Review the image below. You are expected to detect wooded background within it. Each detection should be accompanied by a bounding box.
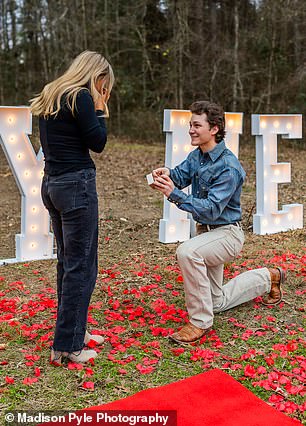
[0,0,305,140]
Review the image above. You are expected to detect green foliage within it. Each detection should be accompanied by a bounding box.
[0,0,305,139]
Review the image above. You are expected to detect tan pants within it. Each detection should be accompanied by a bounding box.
[176,224,271,329]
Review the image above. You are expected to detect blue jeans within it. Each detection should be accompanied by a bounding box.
[41,168,98,352]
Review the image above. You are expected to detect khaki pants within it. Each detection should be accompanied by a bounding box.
[176,224,271,329]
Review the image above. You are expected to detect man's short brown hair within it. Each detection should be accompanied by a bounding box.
[190,101,226,143]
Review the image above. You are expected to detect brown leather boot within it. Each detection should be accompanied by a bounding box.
[262,267,285,306]
[169,322,212,344]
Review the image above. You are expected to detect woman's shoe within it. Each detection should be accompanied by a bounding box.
[67,349,97,363]
[50,348,97,365]
[50,349,64,366]
[84,330,104,345]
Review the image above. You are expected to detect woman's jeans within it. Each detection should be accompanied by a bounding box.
[41,168,98,352]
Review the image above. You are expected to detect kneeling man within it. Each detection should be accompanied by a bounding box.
[152,101,284,344]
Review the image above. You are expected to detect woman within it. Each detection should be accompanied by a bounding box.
[30,51,114,365]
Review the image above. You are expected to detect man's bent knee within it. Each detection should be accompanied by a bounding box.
[176,240,203,267]
[176,241,192,263]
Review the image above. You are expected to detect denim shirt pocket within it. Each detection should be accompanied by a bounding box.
[198,169,212,198]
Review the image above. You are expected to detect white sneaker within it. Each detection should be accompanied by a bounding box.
[67,349,97,363]
[84,330,105,345]
[50,348,97,365]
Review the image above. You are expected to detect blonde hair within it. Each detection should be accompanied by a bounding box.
[30,51,114,118]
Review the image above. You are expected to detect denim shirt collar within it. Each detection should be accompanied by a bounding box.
[198,140,226,163]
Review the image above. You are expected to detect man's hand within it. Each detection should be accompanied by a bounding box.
[153,174,175,198]
[152,167,170,179]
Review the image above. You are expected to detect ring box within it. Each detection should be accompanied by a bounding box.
[146,173,155,185]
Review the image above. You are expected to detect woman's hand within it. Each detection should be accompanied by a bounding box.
[94,87,110,112]
[94,95,106,111]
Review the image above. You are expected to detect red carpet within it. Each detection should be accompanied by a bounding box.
[86,369,301,426]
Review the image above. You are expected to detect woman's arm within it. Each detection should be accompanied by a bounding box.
[75,90,107,153]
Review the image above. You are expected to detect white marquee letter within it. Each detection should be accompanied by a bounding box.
[159,110,192,243]
[159,109,243,243]
[0,107,54,264]
[252,114,303,235]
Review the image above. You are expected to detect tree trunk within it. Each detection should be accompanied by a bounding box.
[233,1,239,110]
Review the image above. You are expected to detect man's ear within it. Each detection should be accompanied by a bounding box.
[211,125,219,135]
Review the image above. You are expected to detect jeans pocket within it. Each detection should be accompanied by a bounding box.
[49,181,79,213]
[74,180,89,210]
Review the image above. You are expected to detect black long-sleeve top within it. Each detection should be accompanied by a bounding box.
[39,89,107,176]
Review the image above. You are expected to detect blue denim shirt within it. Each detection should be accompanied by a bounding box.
[168,140,246,225]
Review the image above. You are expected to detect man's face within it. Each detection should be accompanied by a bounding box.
[189,113,218,149]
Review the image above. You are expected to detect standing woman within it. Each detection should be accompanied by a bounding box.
[30,51,114,365]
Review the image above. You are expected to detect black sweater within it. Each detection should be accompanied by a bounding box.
[39,89,107,176]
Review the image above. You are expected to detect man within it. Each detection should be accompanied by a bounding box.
[152,101,285,344]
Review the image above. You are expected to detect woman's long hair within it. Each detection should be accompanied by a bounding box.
[30,51,114,118]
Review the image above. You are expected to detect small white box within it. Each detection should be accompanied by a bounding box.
[146,173,154,185]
